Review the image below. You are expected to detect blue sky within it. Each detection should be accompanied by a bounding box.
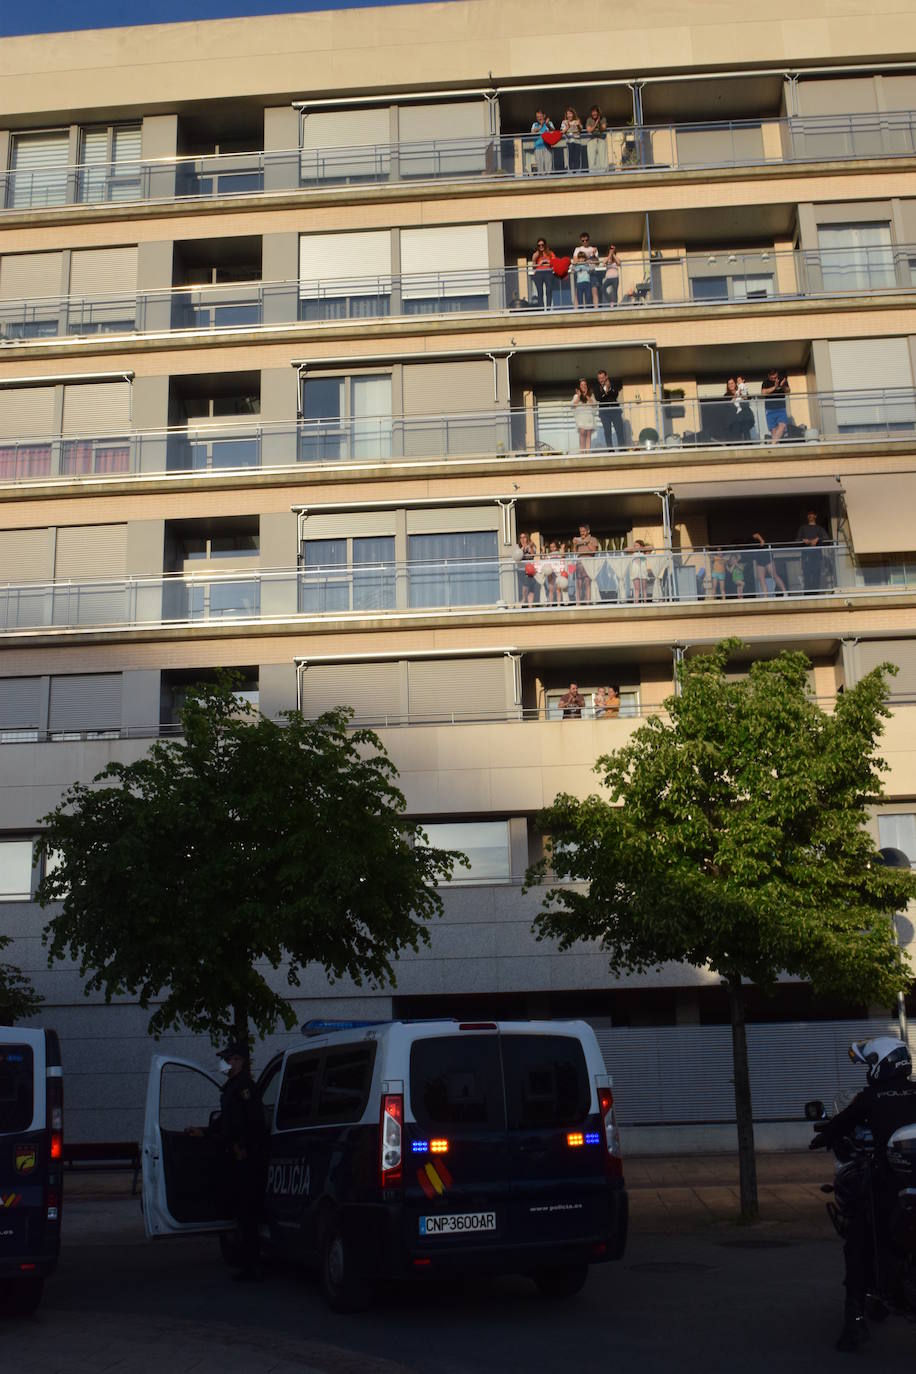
[0,0,432,39]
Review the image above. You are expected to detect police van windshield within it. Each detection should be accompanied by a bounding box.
[0,1044,34,1133]
[409,1033,590,1133]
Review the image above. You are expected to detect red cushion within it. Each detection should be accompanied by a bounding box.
[524,562,537,577]
[541,129,563,147]
[552,255,571,279]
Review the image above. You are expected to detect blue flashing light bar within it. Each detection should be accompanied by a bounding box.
[301,1018,387,1035]
[412,1140,430,1153]
[585,1132,601,1145]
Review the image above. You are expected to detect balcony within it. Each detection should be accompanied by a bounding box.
[1,387,915,487]
[3,111,916,214]
[1,543,912,636]
[2,243,913,346]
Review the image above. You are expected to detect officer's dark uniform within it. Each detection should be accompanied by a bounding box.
[812,1076,916,1318]
[217,1046,270,1280]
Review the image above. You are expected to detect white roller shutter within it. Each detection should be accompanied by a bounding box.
[857,639,916,694]
[54,524,127,579]
[0,387,56,439]
[0,252,64,301]
[9,131,69,208]
[300,512,396,540]
[406,506,499,535]
[49,673,122,732]
[299,661,401,723]
[402,360,492,414]
[398,101,489,143]
[0,528,52,583]
[300,108,390,181]
[0,678,40,731]
[61,382,131,436]
[400,225,490,299]
[407,657,507,720]
[69,247,138,298]
[828,338,915,426]
[298,231,391,295]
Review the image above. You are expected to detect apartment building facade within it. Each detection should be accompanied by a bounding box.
[1,1,916,1140]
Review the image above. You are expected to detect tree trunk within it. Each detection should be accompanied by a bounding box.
[726,976,759,1222]
[232,1003,250,1061]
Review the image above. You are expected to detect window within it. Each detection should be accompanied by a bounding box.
[502,1035,590,1130]
[420,820,511,884]
[817,223,895,291]
[314,1046,376,1124]
[0,1045,34,1133]
[0,840,34,900]
[300,374,392,462]
[188,580,259,620]
[78,126,142,204]
[8,131,68,209]
[276,1050,322,1130]
[410,1035,505,1131]
[257,1057,283,1130]
[300,535,395,613]
[299,230,391,320]
[407,530,499,609]
[690,274,774,302]
[878,814,916,866]
[545,687,640,719]
[182,532,259,560]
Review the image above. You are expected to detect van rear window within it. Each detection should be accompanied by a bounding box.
[410,1035,505,1130]
[276,1050,321,1131]
[0,1045,34,1133]
[502,1035,590,1130]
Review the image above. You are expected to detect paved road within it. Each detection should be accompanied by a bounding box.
[9,1189,914,1374]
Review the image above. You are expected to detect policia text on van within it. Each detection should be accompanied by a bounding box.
[142,1019,628,1309]
[0,1027,63,1317]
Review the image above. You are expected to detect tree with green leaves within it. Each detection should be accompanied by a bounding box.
[35,679,461,1048]
[0,936,42,1025]
[528,639,915,1220]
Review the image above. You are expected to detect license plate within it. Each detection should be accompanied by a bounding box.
[419,1211,496,1236]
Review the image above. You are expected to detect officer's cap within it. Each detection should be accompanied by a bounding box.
[220,1039,250,1061]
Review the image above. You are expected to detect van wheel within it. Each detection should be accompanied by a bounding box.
[0,1276,44,1317]
[532,1264,589,1299]
[319,1218,373,1313]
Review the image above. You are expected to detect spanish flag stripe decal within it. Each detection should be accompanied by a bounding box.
[434,1159,453,1188]
[424,1162,446,1195]
[417,1168,436,1199]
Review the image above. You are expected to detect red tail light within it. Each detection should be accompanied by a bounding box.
[598,1084,623,1179]
[46,1073,63,1222]
[379,1092,403,1189]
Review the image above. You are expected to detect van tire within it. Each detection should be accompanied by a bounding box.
[532,1264,589,1299]
[319,1217,373,1312]
[0,1276,44,1317]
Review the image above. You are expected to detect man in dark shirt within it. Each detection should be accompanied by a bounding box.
[795,510,830,592]
[558,682,586,718]
[595,370,625,451]
[218,1040,270,1281]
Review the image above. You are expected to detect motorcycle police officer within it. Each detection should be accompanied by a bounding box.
[810,1036,916,1351]
[217,1039,270,1282]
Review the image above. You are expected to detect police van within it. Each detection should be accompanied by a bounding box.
[142,1018,628,1309]
[0,1026,63,1317]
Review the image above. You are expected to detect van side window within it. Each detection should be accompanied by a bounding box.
[502,1035,590,1130]
[315,1046,376,1124]
[0,1044,34,1133]
[257,1056,283,1129]
[410,1036,505,1130]
[276,1050,321,1130]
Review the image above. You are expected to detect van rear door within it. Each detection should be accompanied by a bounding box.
[406,1032,509,1251]
[142,1056,234,1238]
[502,1033,611,1245]
[0,1032,45,1266]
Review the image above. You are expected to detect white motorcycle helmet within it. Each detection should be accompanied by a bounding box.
[849,1036,912,1085]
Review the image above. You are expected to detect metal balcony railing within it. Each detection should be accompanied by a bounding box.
[0,543,912,635]
[2,243,914,342]
[1,387,915,486]
[4,111,916,211]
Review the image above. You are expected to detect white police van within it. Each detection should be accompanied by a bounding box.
[142,1018,628,1309]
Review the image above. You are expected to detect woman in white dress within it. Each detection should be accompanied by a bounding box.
[570,378,599,452]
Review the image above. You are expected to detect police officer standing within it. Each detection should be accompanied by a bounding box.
[810,1037,916,1350]
[217,1039,270,1282]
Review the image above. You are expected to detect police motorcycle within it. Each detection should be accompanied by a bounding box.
[806,1037,916,1347]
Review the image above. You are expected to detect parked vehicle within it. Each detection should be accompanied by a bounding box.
[143,1018,628,1308]
[0,1026,63,1317]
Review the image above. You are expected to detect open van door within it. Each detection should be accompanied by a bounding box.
[142,1056,234,1238]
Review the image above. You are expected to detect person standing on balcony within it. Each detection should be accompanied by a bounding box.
[571,379,599,452]
[625,539,652,603]
[750,531,787,596]
[595,370,626,449]
[795,510,830,593]
[723,377,755,442]
[558,682,586,718]
[586,106,609,172]
[761,367,790,443]
[572,231,601,306]
[572,522,599,602]
[531,237,555,309]
[516,532,538,607]
[561,107,585,172]
[603,245,622,306]
[531,110,557,175]
[594,685,621,718]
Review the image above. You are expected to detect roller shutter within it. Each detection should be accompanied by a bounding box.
[8,131,69,209]
[300,108,391,182]
[827,338,915,427]
[48,673,122,732]
[0,678,41,731]
[0,252,64,300]
[299,512,396,540]
[61,382,131,436]
[299,661,401,723]
[400,225,490,299]
[299,230,391,294]
[843,473,916,554]
[676,124,764,166]
[402,360,492,414]
[406,506,499,535]
[796,78,879,115]
[0,528,52,582]
[398,100,489,177]
[407,657,507,720]
[54,524,127,579]
[0,387,56,439]
[69,246,138,298]
[856,639,916,693]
